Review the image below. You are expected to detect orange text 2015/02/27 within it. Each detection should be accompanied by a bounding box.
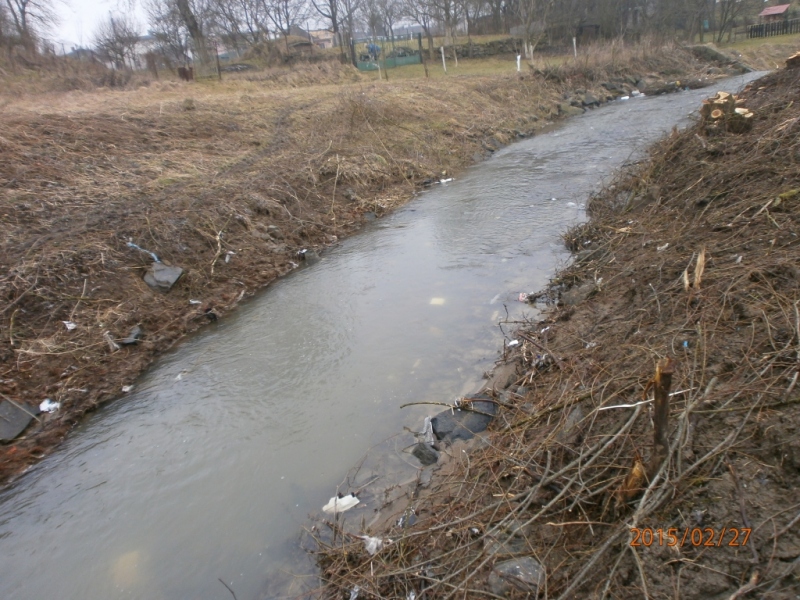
[629,527,751,547]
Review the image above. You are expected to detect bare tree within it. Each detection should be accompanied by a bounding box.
[208,0,272,51]
[146,0,192,63]
[267,0,308,52]
[401,0,436,58]
[3,0,56,51]
[93,13,141,69]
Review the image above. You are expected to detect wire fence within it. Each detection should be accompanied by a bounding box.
[350,33,424,71]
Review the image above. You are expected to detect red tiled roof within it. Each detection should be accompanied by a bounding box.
[759,4,790,17]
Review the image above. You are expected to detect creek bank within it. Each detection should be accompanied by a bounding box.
[316,67,800,598]
[0,46,741,484]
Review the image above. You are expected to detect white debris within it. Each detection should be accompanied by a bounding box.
[620,95,630,101]
[407,592,416,600]
[349,586,360,600]
[322,494,360,514]
[429,298,445,305]
[736,255,743,264]
[438,178,454,184]
[518,292,529,302]
[39,399,60,413]
[508,340,520,347]
[122,385,134,393]
[656,243,670,252]
[62,321,77,331]
[359,535,386,555]
[422,416,435,445]
[189,299,202,305]
[225,251,236,263]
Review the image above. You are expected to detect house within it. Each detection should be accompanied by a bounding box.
[758,4,791,22]
[309,29,335,49]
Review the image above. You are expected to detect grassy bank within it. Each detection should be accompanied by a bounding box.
[0,41,744,482]
[316,66,800,598]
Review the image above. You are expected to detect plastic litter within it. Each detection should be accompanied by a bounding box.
[39,399,60,413]
[322,493,359,514]
[349,586,360,600]
[122,385,134,393]
[103,331,120,352]
[657,243,670,252]
[508,339,520,347]
[438,178,454,184]
[518,292,529,302]
[620,95,630,101]
[189,299,202,305]
[225,251,235,263]
[126,241,160,263]
[359,535,385,555]
[62,321,77,331]
[421,416,435,445]
[407,592,416,600]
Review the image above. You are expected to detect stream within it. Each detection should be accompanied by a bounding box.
[0,72,761,600]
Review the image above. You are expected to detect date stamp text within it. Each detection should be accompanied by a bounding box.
[630,527,751,547]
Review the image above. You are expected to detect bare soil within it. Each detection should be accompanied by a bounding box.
[315,67,800,598]
[0,45,739,483]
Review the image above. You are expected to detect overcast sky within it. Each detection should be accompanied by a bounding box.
[53,0,147,48]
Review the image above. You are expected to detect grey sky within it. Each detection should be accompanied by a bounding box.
[53,0,147,48]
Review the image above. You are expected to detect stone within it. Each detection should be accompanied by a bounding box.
[488,557,545,597]
[0,400,35,442]
[120,325,142,346]
[299,249,320,265]
[561,282,597,306]
[558,103,584,117]
[143,263,184,292]
[484,519,531,556]
[582,93,600,107]
[411,442,439,466]
[431,394,497,442]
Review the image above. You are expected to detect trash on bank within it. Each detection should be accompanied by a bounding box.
[421,416,435,445]
[429,298,445,305]
[122,385,134,393]
[104,331,120,352]
[359,535,389,555]
[349,586,360,600]
[120,326,142,346]
[657,243,669,252]
[508,339,520,347]
[189,299,202,305]
[225,251,235,263]
[518,292,529,302]
[62,321,77,331]
[322,493,359,514]
[39,399,60,413]
[127,241,160,263]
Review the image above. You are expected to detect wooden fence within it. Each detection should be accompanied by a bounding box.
[748,18,800,39]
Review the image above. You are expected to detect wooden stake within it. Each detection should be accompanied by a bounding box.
[648,357,675,478]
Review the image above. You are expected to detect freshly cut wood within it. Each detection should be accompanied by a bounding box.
[711,108,724,119]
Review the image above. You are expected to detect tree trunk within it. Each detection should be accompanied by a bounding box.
[175,0,212,67]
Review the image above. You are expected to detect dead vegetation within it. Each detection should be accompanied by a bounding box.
[314,68,800,599]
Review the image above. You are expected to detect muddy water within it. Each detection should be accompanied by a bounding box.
[0,74,760,600]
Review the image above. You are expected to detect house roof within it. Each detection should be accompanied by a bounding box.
[759,4,790,17]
